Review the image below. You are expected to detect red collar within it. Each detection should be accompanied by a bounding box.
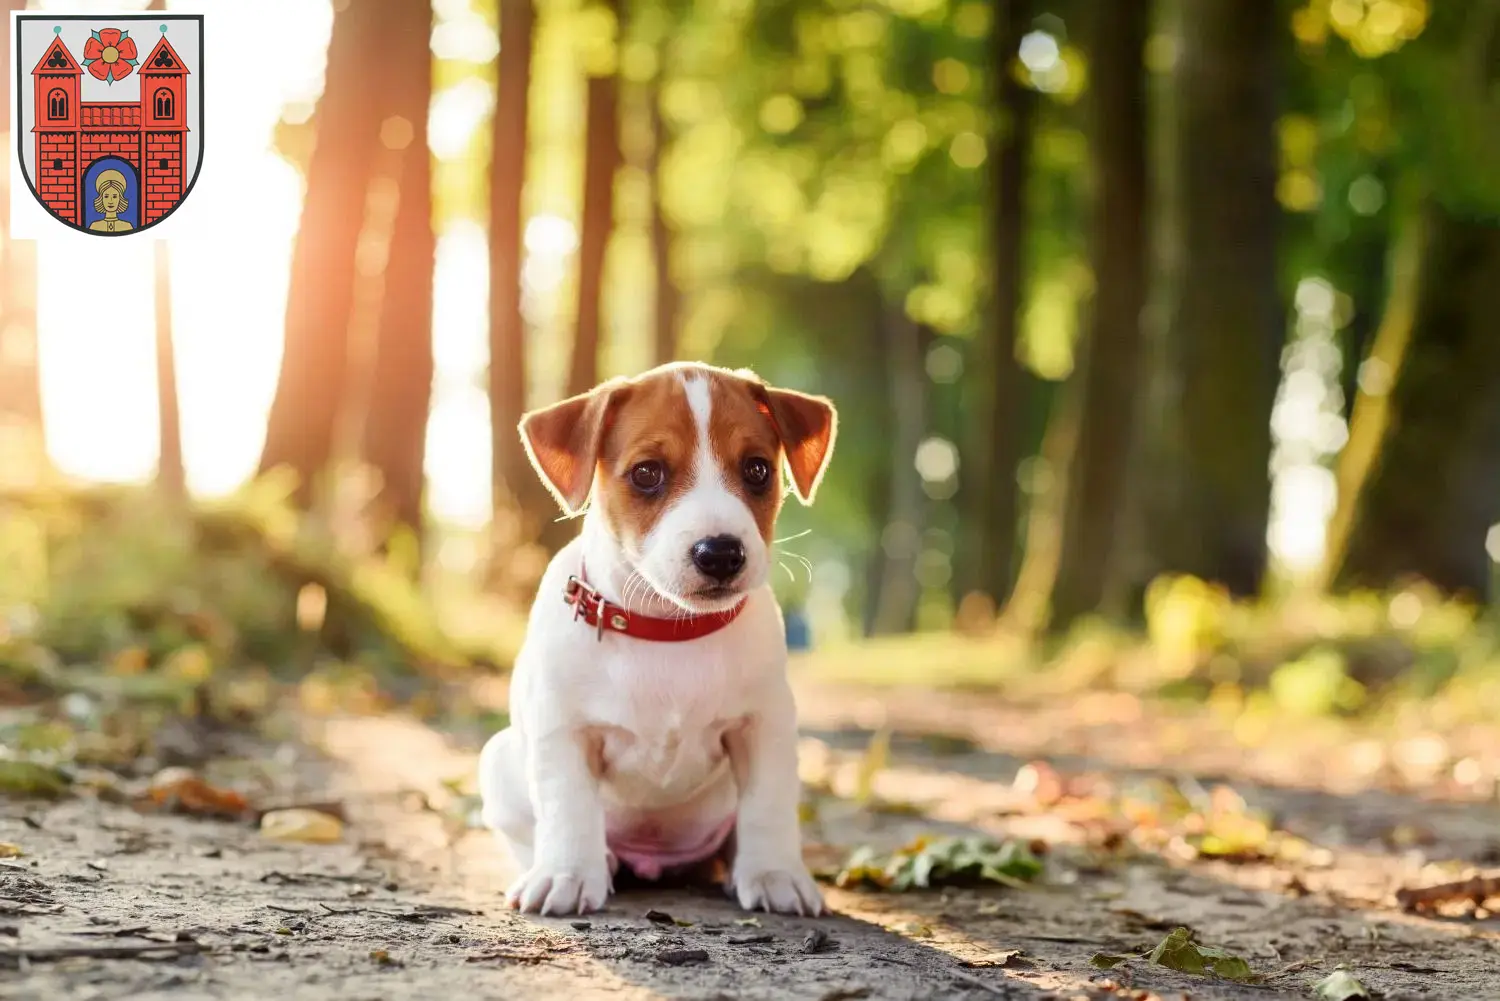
[562,562,747,642]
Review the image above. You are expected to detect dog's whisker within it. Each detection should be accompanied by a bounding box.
[776,548,815,583]
[776,560,796,583]
[623,572,650,615]
[772,529,813,545]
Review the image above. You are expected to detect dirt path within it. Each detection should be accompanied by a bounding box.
[5,680,1500,1000]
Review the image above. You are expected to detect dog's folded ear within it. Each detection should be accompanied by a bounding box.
[518,383,621,516]
[758,387,838,504]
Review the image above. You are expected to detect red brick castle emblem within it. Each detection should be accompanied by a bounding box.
[13,15,204,237]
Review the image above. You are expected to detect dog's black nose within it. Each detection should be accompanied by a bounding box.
[691,535,746,582]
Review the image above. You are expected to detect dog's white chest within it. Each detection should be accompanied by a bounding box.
[594,701,745,807]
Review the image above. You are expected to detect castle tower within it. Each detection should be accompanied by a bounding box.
[30,32,82,224]
[138,31,189,226]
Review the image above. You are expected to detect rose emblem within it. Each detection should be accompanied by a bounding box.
[82,28,139,85]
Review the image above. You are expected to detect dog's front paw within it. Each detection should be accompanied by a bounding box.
[507,859,612,916]
[729,860,825,916]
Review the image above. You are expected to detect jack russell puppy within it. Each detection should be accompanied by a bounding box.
[478,362,837,917]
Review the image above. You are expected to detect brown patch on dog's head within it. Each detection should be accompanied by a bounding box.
[592,371,699,554]
[703,374,783,543]
[708,368,837,506]
[518,368,700,552]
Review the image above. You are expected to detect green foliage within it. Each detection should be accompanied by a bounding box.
[1269,647,1365,717]
[0,760,72,800]
[827,834,1044,892]
[0,484,484,698]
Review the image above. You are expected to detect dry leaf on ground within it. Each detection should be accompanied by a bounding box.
[145,767,250,820]
[260,807,345,843]
[1315,969,1374,1000]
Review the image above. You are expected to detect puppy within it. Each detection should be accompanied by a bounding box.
[478,362,836,917]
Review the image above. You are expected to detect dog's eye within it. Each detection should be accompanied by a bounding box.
[742,456,772,491]
[629,461,666,495]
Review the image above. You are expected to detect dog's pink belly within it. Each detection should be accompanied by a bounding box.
[607,814,735,880]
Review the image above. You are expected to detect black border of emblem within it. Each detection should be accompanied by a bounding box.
[13,13,205,237]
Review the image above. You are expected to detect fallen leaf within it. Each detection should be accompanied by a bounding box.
[829,835,1044,892]
[0,844,22,859]
[0,761,71,800]
[1146,927,1256,983]
[146,768,250,820]
[260,808,344,844]
[1315,969,1373,1000]
[109,646,150,676]
[734,917,761,927]
[655,948,708,966]
[644,908,676,925]
[1091,953,1129,969]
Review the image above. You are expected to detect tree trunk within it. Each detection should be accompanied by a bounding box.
[1002,369,1084,635]
[1329,205,1500,600]
[1143,0,1282,597]
[648,77,679,367]
[489,0,545,521]
[257,0,388,505]
[955,0,1036,615]
[869,308,928,636]
[153,242,185,499]
[565,0,621,400]
[1048,0,1150,630]
[361,0,436,551]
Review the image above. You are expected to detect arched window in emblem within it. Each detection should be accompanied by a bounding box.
[154,87,174,120]
[47,88,67,119]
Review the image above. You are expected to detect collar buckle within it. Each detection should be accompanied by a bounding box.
[564,574,622,642]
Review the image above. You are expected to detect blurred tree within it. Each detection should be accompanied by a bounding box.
[153,242,184,499]
[1322,0,1500,600]
[869,308,929,635]
[258,0,389,506]
[360,0,436,553]
[648,75,679,366]
[1047,0,1148,630]
[566,0,622,400]
[489,0,557,570]
[955,0,1036,617]
[1140,0,1282,598]
[0,0,46,486]
[1326,204,1500,600]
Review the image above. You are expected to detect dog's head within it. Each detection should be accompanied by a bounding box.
[519,363,837,613]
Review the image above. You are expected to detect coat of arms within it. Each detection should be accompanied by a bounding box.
[12,13,203,236]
